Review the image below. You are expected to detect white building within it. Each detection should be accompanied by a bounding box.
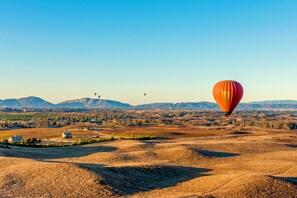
[8,136,23,143]
[62,131,72,139]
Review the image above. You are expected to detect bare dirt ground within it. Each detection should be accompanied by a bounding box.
[1,126,297,197]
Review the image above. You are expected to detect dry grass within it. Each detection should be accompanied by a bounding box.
[0,126,99,139]
[1,126,297,197]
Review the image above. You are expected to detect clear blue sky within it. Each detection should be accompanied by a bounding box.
[1,0,297,104]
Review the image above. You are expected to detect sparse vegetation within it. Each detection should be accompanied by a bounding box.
[1,110,297,148]
[0,134,156,148]
[1,110,297,130]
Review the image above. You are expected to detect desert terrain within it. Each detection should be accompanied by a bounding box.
[1,124,297,197]
[2,0,296,196]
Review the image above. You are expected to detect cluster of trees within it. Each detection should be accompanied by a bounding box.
[241,120,297,130]
[1,110,297,130]
[0,137,41,146]
[206,118,297,130]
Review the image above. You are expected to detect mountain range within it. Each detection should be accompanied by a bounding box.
[1,96,297,110]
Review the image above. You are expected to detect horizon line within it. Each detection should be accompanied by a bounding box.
[1,96,297,105]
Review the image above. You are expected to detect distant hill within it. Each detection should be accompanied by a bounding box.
[1,97,297,110]
[57,98,132,109]
[248,100,297,105]
[135,102,219,110]
[239,100,297,110]
[0,97,55,108]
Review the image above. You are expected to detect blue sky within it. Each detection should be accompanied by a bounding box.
[1,0,297,104]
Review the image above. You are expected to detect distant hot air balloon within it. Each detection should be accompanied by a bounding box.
[213,80,244,116]
[94,92,97,97]
[144,93,147,96]
[98,95,101,99]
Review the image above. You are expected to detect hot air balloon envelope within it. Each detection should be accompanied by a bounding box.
[213,80,244,116]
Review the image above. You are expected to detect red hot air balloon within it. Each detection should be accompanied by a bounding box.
[213,80,244,116]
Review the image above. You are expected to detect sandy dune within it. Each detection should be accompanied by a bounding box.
[1,127,297,197]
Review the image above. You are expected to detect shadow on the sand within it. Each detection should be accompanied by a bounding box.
[195,149,240,158]
[77,163,211,195]
[229,131,252,135]
[286,144,297,148]
[0,145,117,160]
[275,176,297,184]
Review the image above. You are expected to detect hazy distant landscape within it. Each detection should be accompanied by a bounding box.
[2,96,297,110]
